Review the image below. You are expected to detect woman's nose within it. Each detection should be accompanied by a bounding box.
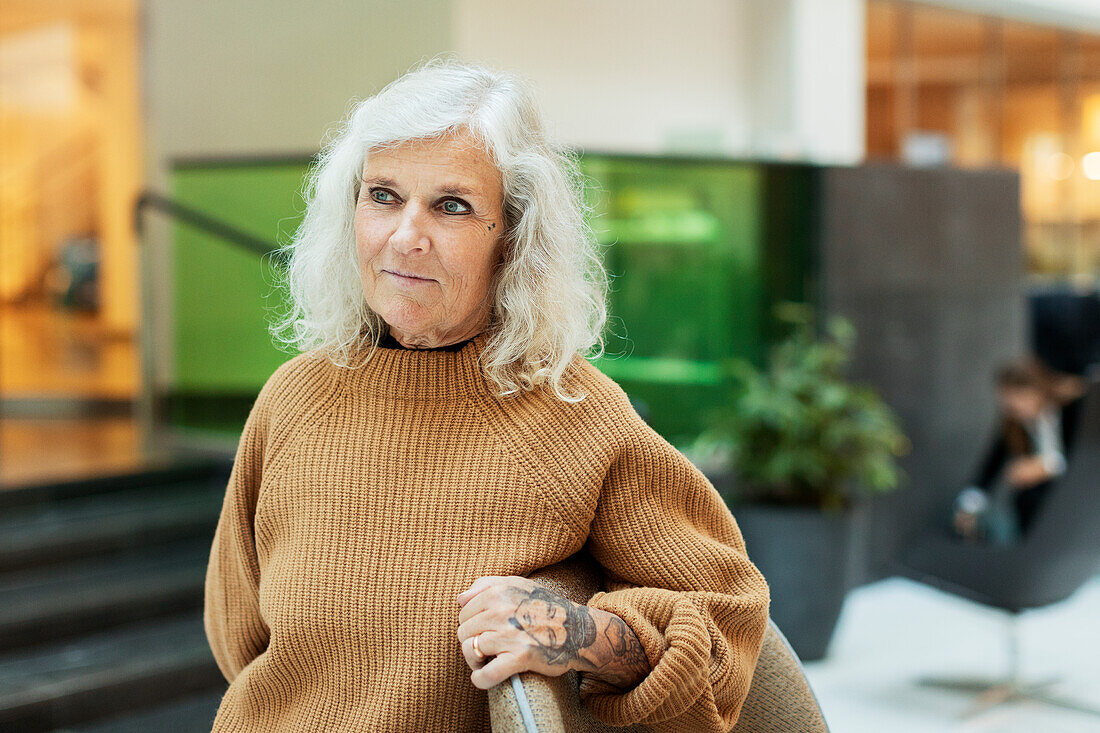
[389,203,432,254]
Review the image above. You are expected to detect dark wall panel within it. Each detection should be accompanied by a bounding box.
[816,163,1026,582]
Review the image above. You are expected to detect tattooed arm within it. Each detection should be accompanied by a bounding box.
[569,600,650,689]
[456,577,650,690]
[573,420,772,732]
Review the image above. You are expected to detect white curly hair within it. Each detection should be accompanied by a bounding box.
[269,56,609,402]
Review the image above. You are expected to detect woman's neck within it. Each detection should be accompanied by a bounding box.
[385,307,491,350]
[379,327,472,352]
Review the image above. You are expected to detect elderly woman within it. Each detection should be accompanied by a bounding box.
[204,59,770,732]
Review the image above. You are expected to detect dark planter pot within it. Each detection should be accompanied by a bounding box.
[720,491,869,662]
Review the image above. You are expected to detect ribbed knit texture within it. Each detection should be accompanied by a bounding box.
[204,331,771,732]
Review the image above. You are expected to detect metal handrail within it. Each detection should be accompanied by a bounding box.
[132,191,284,453]
[133,191,278,257]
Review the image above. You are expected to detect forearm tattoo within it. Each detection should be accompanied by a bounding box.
[583,613,650,689]
[506,586,650,689]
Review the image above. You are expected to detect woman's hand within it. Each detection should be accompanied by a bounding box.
[1006,456,1050,489]
[456,575,650,691]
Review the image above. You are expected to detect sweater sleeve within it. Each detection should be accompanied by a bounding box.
[577,426,771,732]
[203,388,273,683]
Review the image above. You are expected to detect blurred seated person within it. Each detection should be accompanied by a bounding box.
[952,356,1086,544]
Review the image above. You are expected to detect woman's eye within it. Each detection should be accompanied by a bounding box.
[370,188,396,204]
[440,199,470,214]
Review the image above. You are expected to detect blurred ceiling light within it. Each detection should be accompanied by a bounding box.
[1049,152,1074,181]
[1082,151,1100,181]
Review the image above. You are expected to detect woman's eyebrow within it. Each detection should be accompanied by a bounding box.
[362,175,400,188]
[438,184,479,198]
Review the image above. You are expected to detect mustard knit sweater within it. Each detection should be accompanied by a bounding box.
[204,331,770,732]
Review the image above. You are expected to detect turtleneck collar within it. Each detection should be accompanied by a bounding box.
[341,327,492,401]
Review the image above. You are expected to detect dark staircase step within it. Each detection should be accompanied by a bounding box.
[0,483,225,573]
[0,612,225,732]
[0,461,235,730]
[0,538,212,650]
[53,689,224,733]
[0,459,231,512]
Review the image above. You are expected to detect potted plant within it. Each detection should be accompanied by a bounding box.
[684,301,910,661]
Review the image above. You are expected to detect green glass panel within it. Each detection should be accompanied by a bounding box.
[171,161,312,393]
[578,156,766,444]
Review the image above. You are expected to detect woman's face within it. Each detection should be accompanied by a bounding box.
[355,130,505,348]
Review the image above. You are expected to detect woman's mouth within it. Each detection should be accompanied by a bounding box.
[385,269,434,285]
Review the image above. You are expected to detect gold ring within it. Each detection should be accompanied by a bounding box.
[472,634,486,661]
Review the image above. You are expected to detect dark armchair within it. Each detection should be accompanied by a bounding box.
[893,368,1100,718]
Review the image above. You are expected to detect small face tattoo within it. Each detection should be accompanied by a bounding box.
[487,222,496,231]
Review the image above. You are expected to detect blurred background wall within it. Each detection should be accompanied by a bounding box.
[2,2,1099,729]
